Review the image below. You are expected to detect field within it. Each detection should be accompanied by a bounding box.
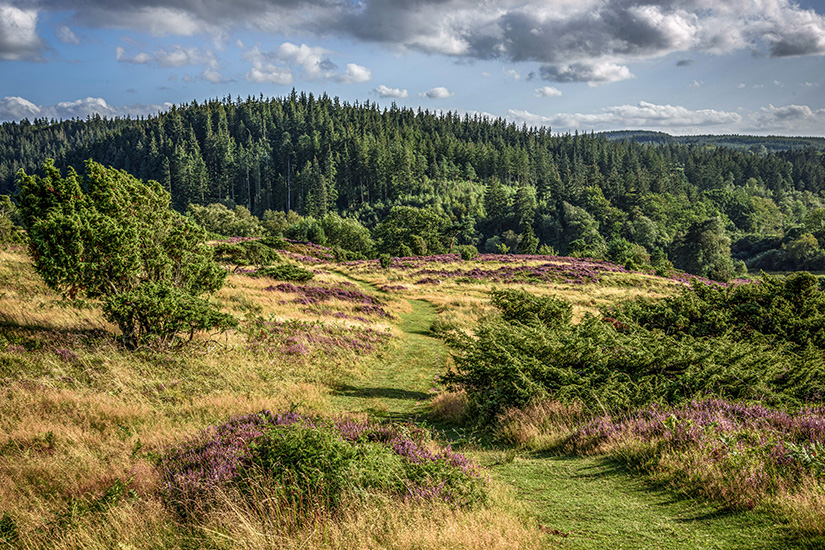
[1,241,824,549]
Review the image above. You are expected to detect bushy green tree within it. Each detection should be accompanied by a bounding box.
[17,160,234,347]
[187,203,265,237]
[373,206,450,256]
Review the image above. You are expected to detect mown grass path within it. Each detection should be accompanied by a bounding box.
[329,274,805,549]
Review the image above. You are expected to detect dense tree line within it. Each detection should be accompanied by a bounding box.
[2,91,825,279]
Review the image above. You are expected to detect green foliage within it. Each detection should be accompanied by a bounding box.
[608,272,825,353]
[187,203,264,237]
[537,243,557,256]
[489,289,572,328]
[379,253,391,269]
[17,160,231,347]
[102,282,237,347]
[444,285,825,424]
[373,206,450,256]
[285,216,327,244]
[0,512,17,546]
[671,217,737,282]
[261,209,302,236]
[252,264,314,282]
[517,225,539,254]
[319,213,373,255]
[456,244,479,261]
[213,240,280,268]
[0,195,23,243]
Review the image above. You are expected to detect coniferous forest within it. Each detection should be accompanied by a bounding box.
[2,91,825,280]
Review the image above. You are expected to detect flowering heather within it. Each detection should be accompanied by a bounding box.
[264,282,388,318]
[564,398,825,514]
[158,411,485,515]
[415,277,442,285]
[54,348,78,362]
[245,317,392,360]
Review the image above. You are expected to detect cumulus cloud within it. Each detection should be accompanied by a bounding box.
[57,25,80,45]
[337,63,371,83]
[535,86,562,97]
[242,42,370,84]
[374,85,408,98]
[116,44,217,68]
[0,4,44,61]
[14,0,825,81]
[419,87,454,99]
[540,61,634,86]
[0,95,172,121]
[508,101,742,133]
[201,68,229,83]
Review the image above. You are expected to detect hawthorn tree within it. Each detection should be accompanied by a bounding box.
[17,159,235,347]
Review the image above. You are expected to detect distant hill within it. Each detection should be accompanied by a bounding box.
[600,130,825,152]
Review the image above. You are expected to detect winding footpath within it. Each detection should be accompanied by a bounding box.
[330,276,803,550]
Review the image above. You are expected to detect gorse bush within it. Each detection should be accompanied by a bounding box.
[159,412,486,520]
[444,282,825,424]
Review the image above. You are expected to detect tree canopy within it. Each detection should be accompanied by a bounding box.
[17,159,234,347]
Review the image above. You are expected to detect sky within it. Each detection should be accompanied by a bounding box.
[1,0,825,136]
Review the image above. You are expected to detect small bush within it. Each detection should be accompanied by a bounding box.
[159,412,486,520]
[456,245,479,261]
[379,254,392,269]
[489,288,572,328]
[214,240,281,267]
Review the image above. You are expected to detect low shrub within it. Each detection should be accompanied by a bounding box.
[158,412,486,520]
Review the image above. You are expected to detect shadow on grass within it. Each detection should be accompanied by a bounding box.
[332,384,431,402]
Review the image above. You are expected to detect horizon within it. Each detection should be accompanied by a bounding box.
[1,1,825,137]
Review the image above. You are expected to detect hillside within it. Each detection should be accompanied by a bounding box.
[2,93,825,281]
[601,130,825,152]
[2,239,824,549]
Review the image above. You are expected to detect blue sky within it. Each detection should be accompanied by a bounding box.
[1,0,825,136]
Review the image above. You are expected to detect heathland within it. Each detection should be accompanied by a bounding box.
[2,234,825,549]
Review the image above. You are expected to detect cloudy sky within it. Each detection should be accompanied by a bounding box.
[1,0,825,135]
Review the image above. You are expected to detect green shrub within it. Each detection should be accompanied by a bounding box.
[17,160,231,348]
[489,289,572,328]
[456,244,479,261]
[379,253,392,269]
[443,288,822,424]
[214,240,280,267]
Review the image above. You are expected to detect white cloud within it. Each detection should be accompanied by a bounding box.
[419,87,454,99]
[0,4,43,61]
[689,80,704,87]
[243,42,371,84]
[201,68,227,83]
[275,42,336,80]
[0,95,172,122]
[245,64,293,85]
[737,83,746,88]
[57,25,80,45]
[504,68,520,80]
[374,85,408,98]
[116,45,217,68]
[337,63,371,84]
[534,86,562,97]
[508,101,742,133]
[774,79,784,86]
[540,61,634,86]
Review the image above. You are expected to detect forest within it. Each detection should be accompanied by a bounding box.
[2,91,825,280]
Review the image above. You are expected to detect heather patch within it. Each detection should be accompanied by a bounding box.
[264,282,392,318]
[244,317,391,361]
[158,411,486,518]
[562,399,825,525]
